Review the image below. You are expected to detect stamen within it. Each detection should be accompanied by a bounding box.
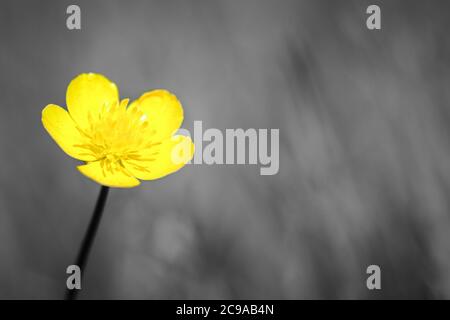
[77,99,160,170]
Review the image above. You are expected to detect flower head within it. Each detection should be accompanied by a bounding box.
[42,73,194,188]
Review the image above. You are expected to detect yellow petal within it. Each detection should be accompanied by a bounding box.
[124,135,194,180]
[77,161,140,188]
[131,89,183,141]
[66,73,119,130]
[42,104,96,161]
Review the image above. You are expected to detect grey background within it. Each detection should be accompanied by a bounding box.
[1,0,450,299]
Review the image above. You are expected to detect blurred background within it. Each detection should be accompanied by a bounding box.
[1,0,450,299]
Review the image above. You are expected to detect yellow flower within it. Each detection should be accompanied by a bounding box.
[42,73,194,188]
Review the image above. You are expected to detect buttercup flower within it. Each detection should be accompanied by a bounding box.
[42,73,194,188]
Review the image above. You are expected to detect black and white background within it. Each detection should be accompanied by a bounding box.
[1,0,450,300]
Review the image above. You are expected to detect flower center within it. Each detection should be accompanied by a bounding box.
[75,99,157,167]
